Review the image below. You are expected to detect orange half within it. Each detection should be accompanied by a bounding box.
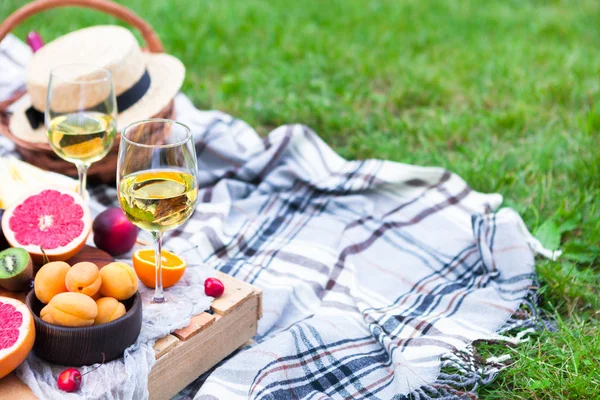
[132,249,186,289]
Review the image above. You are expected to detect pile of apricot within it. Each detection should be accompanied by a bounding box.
[34,261,138,327]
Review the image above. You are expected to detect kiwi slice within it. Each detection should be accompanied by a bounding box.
[0,248,33,292]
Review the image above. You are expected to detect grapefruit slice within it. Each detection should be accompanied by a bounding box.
[0,296,35,378]
[1,187,91,264]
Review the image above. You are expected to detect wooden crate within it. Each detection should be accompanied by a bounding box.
[0,272,262,400]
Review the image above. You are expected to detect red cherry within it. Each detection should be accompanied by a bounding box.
[204,277,225,297]
[57,368,81,392]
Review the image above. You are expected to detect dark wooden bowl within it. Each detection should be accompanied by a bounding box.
[25,290,142,366]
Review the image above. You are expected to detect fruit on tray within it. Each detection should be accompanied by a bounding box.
[204,277,225,298]
[0,296,35,379]
[0,156,78,210]
[34,261,70,304]
[40,292,98,327]
[92,207,139,256]
[1,187,91,264]
[99,262,139,300]
[0,247,33,292]
[94,297,126,325]
[65,262,101,297]
[132,249,186,289]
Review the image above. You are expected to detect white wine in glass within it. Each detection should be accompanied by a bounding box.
[119,170,197,232]
[47,112,116,164]
[117,119,198,304]
[46,65,117,197]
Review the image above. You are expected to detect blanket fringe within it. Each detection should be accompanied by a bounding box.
[403,281,552,400]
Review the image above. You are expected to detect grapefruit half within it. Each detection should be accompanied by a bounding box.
[1,187,91,264]
[0,296,35,378]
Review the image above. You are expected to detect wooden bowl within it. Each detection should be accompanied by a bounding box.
[25,290,142,366]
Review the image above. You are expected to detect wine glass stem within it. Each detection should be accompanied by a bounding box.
[151,231,165,304]
[76,163,89,199]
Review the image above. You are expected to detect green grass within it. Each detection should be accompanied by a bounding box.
[2,0,599,397]
[479,315,600,399]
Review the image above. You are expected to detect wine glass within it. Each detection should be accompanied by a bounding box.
[117,119,198,304]
[45,65,117,198]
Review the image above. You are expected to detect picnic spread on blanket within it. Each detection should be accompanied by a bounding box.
[0,1,559,400]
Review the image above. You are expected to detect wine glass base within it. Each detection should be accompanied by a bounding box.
[150,296,166,304]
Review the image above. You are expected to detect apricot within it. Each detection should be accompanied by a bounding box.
[99,262,138,300]
[94,297,126,325]
[65,262,101,297]
[34,261,70,304]
[40,292,98,327]
[40,311,56,324]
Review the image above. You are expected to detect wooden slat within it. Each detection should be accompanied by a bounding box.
[254,287,263,320]
[173,312,216,341]
[153,335,179,359]
[210,272,255,316]
[148,292,260,400]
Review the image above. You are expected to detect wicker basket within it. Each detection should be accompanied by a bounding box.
[0,0,175,184]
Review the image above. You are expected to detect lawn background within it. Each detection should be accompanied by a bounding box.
[1,0,599,398]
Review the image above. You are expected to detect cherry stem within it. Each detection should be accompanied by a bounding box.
[39,246,49,264]
[81,353,105,377]
[179,244,199,256]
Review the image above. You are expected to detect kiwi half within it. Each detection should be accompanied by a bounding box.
[0,247,33,292]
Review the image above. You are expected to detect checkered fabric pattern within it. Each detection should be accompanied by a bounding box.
[165,96,547,399]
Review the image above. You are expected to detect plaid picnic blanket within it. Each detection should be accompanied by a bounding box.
[169,95,554,399]
[1,35,556,400]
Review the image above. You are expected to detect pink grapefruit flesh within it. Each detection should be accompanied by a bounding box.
[1,188,91,264]
[0,296,35,378]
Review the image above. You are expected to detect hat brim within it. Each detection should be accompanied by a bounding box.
[9,52,185,143]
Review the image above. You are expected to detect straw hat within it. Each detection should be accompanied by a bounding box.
[9,25,184,143]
